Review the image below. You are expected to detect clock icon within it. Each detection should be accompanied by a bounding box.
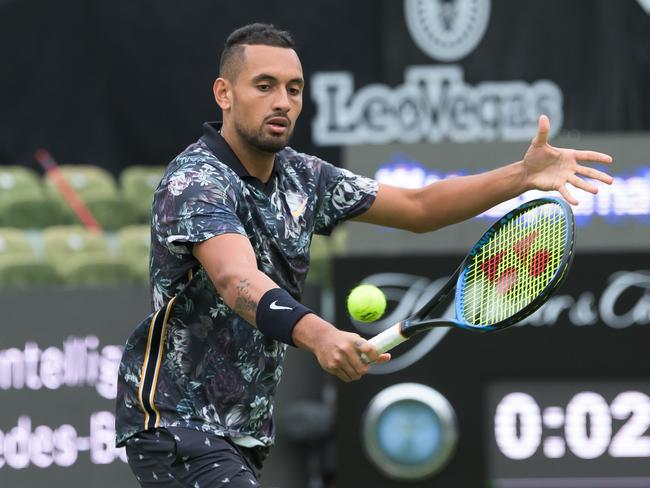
[362,383,458,480]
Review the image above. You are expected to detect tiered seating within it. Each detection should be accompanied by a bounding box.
[42,226,132,286]
[0,228,58,287]
[117,225,151,284]
[44,165,135,230]
[0,166,66,228]
[307,228,347,287]
[120,166,165,222]
[0,163,342,288]
[0,163,165,288]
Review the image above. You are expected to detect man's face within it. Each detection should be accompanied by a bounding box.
[227,44,304,153]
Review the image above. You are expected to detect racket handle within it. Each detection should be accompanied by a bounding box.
[367,322,407,354]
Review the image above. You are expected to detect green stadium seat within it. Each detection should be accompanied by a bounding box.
[0,254,59,287]
[307,227,348,287]
[42,226,132,286]
[42,225,110,256]
[0,166,66,228]
[117,225,151,284]
[62,253,135,286]
[49,165,116,197]
[43,165,136,230]
[0,227,34,255]
[330,226,348,256]
[120,166,165,223]
[82,196,136,231]
[0,227,59,287]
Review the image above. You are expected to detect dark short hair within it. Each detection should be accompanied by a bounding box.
[219,23,296,80]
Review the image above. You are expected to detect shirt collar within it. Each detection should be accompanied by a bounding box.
[200,122,250,177]
[200,122,279,187]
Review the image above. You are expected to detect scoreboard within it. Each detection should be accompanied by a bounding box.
[489,382,650,487]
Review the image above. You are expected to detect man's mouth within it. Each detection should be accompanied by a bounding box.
[266,117,290,131]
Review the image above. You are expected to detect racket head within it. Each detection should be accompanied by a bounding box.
[454,197,575,331]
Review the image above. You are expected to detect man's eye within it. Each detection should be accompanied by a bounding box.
[289,87,302,96]
[258,84,271,91]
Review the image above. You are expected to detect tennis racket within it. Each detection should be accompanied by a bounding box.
[362,197,575,359]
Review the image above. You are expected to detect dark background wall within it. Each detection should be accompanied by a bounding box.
[1,0,649,175]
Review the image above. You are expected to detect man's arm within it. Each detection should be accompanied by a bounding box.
[193,233,389,382]
[355,115,613,232]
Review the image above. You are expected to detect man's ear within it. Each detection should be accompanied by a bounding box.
[213,78,231,111]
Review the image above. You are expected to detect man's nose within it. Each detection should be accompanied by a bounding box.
[272,88,291,112]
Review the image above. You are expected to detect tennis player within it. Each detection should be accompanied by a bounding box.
[115,22,613,487]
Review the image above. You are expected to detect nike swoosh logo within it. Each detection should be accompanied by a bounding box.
[270,300,293,311]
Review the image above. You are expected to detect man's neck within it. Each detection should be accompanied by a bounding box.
[220,126,275,183]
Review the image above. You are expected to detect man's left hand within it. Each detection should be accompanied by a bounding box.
[523,115,614,204]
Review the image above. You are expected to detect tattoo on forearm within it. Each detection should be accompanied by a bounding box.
[233,279,258,317]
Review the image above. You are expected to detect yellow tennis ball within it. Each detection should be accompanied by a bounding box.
[347,284,387,323]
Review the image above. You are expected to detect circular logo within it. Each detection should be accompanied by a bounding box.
[362,383,458,480]
[637,0,650,15]
[404,0,491,62]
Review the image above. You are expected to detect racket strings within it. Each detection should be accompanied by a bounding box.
[462,203,567,325]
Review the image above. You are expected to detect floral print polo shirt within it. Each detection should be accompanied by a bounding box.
[115,122,378,447]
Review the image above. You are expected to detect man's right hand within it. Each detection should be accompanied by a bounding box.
[292,314,391,382]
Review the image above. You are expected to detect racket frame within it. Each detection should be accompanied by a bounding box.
[366,197,575,355]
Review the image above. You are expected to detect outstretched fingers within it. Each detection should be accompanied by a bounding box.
[574,150,613,164]
[557,185,578,206]
[575,164,614,185]
[532,114,550,146]
[568,175,598,195]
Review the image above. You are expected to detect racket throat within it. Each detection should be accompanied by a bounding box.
[400,319,420,338]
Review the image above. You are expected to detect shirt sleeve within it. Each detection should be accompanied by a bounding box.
[153,161,246,255]
[313,160,379,236]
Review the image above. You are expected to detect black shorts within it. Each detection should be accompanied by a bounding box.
[125,427,268,487]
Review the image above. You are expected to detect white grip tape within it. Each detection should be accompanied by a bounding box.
[368,323,407,354]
